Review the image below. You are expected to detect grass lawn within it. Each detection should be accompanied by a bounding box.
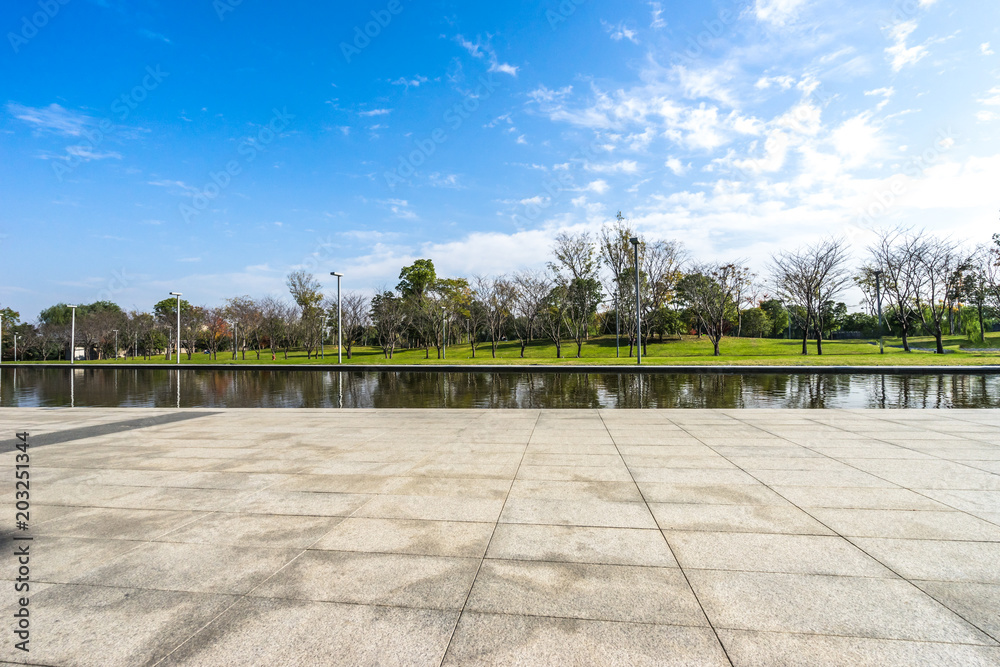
[32,332,1000,367]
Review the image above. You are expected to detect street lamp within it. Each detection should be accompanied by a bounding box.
[330,272,343,364]
[629,237,641,366]
[13,334,17,362]
[68,305,77,365]
[0,313,4,365]
[112,329,119,362]
[874,270,884,355]
[169,292,182,366]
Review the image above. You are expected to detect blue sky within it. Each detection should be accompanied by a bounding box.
[2,0,999,317]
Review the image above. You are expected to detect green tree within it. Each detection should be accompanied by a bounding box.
[741,307,772,338]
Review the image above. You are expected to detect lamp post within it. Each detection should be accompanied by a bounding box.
[68,305,77,364]
[614,295,620,358]
[630,237,641,365]
[874,270,884,355]
[0,313,3,365]
[330,272,343,364]
[169,292,182,365]
[13,334,17,362]
[112,329,119,362]
[441,306,447,359]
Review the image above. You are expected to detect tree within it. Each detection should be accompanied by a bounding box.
[226,296,264,360]
[339,292,370,359]
[260,296,293,360]
[741,307,772,338]
[371,290,406,358]
[549,232,602,358]
[913,236,973,354]
[474,275,516,358]
[286,271,325,359]
[772,238,851,355]
[760,299,790,338]
[512,271,550,357]
[864,228,923,352]
[677,263,748,356]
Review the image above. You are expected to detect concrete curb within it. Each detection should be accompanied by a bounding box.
[4,362,1000,375]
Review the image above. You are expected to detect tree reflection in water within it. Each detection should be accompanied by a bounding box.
[0,368,997,409]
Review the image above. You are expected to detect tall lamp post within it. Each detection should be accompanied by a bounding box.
[13,334,18,362]
[630,237,641,366]
[441,306,447,359]
[874,270,884,355]
[68,305,77,364]
[169,292,182,366]
[330,272,343,364]
[112,329,119,362]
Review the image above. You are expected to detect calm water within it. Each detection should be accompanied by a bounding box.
[1,367,998,409]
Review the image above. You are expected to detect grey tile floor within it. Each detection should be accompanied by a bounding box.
[2,407,1000,666]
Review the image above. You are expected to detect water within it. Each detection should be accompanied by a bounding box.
[1,367,998,409]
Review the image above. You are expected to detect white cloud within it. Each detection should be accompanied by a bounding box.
[864,87,894,111]
[389,75,428,88]
[981,43,995,56]
[665,157,687,176]
[884,21,928,71]
[649,2,666,28]
[587,179,610,194]
[603,21,639,43]
[7,103,93,136]
[585,160,639,174]
[753,0,808,26]
[359,108,391,117]
[456,34,518,77]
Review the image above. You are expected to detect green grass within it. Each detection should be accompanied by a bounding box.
[30,332,1000,367]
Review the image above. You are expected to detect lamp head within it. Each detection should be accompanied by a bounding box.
[170,292,182,296]
[629,237,639,246]
[331,272,343,277]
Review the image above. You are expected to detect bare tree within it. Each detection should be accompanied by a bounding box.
[865,227,923,352]
[339,292,370,359]
[599,213,638,356]
[512,271,550,357]
[474,275,516,358]
[914,235,973,354]
[260,296,292,360]
[677,263,750,356]
[772,238,851,355]
[227,296,264,360]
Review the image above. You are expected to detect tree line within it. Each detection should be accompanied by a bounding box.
[2,221,998,361]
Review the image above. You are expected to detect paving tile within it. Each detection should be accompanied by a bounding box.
[638,483,790,506]
[718,629,1000,667]
[665,531,893,577]
[0,584,236,666]
[770,486,948,510]
[500,497,657,529]
[227,490,372,516]
[34,507,203,541]
[28,536,143,583]
[252,550,480,610]
[355,494,505,522]
[688,570,993,643]
[649,503,833,535]
[157,512,343,548]
[515,465,634,482]
[508,480,643,502]
[487,524,677,567]
[442,613,728,666]
[312,517,494,558]
[853,538,1000,583]
[74,541,300,594]
[466,559,707,625]
[913,580,1000,640]
[158,598,458,667]
[809,508,1000,541]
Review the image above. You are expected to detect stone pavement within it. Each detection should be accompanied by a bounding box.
[2,408,1000,666]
